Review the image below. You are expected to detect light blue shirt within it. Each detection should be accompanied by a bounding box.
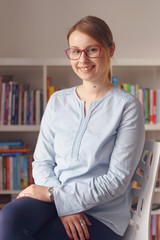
[32,86,145,236]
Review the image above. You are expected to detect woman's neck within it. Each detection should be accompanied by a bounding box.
[76,80,114,102]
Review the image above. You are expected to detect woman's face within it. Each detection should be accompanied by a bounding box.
[68,30,110,85]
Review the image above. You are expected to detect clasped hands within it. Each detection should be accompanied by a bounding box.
[17,184,91,240]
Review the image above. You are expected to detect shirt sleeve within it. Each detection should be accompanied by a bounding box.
[32,96,61,187]
[53,97,145,216]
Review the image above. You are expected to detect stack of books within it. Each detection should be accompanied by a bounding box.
[0,75,43,125]
[112,76,160,124]
[0,140,34,191]
[47,76,64,102]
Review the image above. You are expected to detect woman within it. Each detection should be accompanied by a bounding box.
[0,16,145,240]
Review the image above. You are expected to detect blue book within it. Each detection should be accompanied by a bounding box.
[13,156,18,190]
[112,76,118,86]
[0,152,23,157]
[0,140,23,147]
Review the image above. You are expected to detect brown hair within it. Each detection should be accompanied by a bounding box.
[67,16,114,80]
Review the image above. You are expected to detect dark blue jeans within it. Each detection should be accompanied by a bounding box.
[0,197,123,240]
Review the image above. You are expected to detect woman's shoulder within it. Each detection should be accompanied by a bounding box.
[111,87,135,101]
[111,86,141,104]
[52,87,76,97]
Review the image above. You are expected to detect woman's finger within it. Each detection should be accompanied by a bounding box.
[69,223,79,240]
[62,222,73,240]
[78,219,90,240]
[82,213,92,226]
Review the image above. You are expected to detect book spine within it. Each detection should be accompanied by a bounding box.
[13,156,17,190]
[0,140,23,146]
[149,89,154,124]
[153,90,157,124]
[15,84,19,124]
[1,83,6,125]
[18,83,23,125]
[3,157,7,190]
[145,88,149,124]
[11,83,16,125]
[0,152,23,156]
[6,156,10,190]
[4,83,9,125]
[0,146,30,153]
[0,156,3,190]
[8,82,13,125]
[28,155,33,185]
[35,90,40,125]
[10,156,13,190]
[156,90,160,124]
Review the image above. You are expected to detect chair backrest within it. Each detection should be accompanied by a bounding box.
[123,140,160,240]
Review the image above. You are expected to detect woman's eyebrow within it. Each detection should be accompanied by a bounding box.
[70,44,99,49]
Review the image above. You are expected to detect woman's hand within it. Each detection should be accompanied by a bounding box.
[60,212,91,240]
[16,184,51,202]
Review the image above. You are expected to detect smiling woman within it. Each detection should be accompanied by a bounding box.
[0,16,145,240]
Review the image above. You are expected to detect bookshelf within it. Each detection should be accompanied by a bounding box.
[0,57,160,199]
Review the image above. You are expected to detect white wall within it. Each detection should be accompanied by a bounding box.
[0,0,160,59]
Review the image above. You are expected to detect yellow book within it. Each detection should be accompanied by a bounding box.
[49,86,55,99]
[122,83,127,91]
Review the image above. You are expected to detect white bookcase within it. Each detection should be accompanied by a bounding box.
[0,58,160,200]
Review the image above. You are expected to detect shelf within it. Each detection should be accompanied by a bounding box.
[0,124,159,132]
[0,190,19,195]
[155,188,160,193]
[0,58,69,66]
[145,124,160,131]
[112,58,160,66]
[0,125,40,132]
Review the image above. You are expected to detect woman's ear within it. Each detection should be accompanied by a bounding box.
[109,42,115,57]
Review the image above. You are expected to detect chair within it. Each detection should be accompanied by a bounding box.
[123,140,160,240]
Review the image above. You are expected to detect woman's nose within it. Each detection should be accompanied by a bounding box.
[79,51,89,62]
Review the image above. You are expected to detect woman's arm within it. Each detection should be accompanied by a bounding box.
[32,96,61,188]
[53,97,145,216]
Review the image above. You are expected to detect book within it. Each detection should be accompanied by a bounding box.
[112,76,118,86]
[3,157,7,190]
[8,81,14,125]
[0,145,30,153]
[0,155,33,191]
[0,157,3,190]
[0,82,6,125]
[0,152,24,156]
[0,75,13,125]
[156,90,160,124]
[0,140,24,147]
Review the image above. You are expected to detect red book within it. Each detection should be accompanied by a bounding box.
[47,77,51,102]
[150,215,152,240]
[0,145,30,153]
[149,89,154,124]
[28,155,34,185]
[153,90,157,124]
[5,83,10,125]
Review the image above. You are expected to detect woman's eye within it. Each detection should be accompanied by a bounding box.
[87,48,97,53]
[71,49,80,54]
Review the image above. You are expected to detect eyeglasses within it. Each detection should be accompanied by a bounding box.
[65,45,102,60]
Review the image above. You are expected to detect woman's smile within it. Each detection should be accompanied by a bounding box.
[78,65,95,73]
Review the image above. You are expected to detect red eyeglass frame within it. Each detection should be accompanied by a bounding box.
[65,45,102,60]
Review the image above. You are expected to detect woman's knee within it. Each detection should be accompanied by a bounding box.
[0,200,23,228]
